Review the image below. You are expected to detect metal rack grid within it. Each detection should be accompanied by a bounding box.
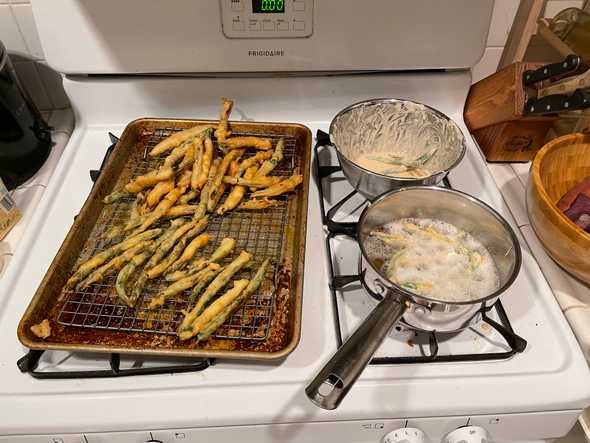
[57,127,300,341]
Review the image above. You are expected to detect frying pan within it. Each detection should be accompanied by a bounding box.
[305,187,523,410]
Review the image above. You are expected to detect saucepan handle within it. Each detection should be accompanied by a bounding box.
[305,293,408,410]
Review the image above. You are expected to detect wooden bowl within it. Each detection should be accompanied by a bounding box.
[526,133,590,284]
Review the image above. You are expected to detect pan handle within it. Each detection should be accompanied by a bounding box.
[305,293,408,410]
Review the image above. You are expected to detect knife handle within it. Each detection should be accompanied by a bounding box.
[525,89,590,115]
[523,54,582,86]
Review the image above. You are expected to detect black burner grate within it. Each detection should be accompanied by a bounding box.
[314,129,527,364]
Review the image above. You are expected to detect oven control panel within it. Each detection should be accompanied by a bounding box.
[220,0,313,38]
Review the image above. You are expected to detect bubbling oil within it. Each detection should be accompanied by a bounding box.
[365,218,500,302]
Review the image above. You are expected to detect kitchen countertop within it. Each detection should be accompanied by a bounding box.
[0,108,74,279]
[486,159,590,361]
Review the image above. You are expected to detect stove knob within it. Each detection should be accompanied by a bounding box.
[443,426,490,443]
[383,427,426,443]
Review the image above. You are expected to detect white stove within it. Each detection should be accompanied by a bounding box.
[0,1,589,442]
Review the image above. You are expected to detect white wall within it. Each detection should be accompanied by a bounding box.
[0,0,69,111]
[472,0,586,83]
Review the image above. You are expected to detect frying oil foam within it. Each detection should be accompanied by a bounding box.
[365,218,500,302]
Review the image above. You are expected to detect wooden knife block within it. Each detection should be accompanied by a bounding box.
[465,61,556,162]
[472,118,557,162]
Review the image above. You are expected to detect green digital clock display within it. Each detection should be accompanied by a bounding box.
[252,0,285,13]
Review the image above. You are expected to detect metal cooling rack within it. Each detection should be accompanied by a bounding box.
[57,128,299,341]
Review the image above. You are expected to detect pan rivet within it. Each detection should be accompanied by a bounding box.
[374,280,386,294]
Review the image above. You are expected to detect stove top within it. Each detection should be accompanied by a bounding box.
[0,72,588,437]
[314,130,527,364]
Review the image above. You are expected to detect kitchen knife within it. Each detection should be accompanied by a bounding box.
[523,54,583,86]
[538,66,590,97]
[524,88,590,115]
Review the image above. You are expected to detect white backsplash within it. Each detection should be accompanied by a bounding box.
[471,0,585,82]
[0,0,69,111]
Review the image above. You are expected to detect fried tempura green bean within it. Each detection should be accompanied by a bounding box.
[149,125,213,157]
[146,217,209,279]
[130,187,184,236]
[179,279,250,341]
[65,228,162,289]
[103,189,130,204]
[148,263,221,310]
[254,138,284,179]
[178,250,252,331]
[196,258,270,342]
[77,242,150,290]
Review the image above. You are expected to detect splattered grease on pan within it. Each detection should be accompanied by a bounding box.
[367,218,500,302]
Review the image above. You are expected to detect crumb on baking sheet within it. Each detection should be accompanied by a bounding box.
[30,319,51,339]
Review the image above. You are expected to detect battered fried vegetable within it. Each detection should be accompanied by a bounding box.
[125,167,174,193]
[238,198,281,210]
[124,214,146,232]
[131,187,185,236]
[215,97,233,142]
[77,242,149,290]
[104,225,124,242]
[179,279,250,341]
[190,137,204,190]
[209,237,237,262]
[149,125,213,157]
[237,151,272,177]
[129,221,193,301]
[192,132,213,190]
[115,249,152,306]
[165,238,235,282]
[145,217,209,279]
[217,166,258,215]
[130,192,145,220]
[120,193,148,232]
[165,205,199,218]
[177,140,196,171]
[179,250,252,331]
[146,239,187,280]
[222,175,280,188]
[163,142,191,169]
[176,169,192,188]
[148,263,221,309]
[103,190,130,204]
[220,137,272,150]
[250,170,303,198]
[167,233,212,273]
[207,149,244,212]
[140,221,196,270]
[146,179,174,208]
[164,259,207,283]
[196,258,270,342]
[185,265,224,308]
[65,228,162,289]
[178,190,199,205]
[190,161,216,222]
[254,138,284,179]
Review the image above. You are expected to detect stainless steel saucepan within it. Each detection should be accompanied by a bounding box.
[328,98,467,200]
[305,186,523,410]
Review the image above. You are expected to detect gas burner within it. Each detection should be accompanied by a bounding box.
[314,130,526,364]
